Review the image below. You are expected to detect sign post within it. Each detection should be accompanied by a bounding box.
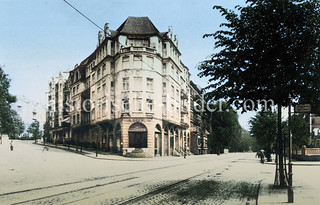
[288,104,311,203]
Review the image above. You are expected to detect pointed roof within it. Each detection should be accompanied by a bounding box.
[117,17,159,35]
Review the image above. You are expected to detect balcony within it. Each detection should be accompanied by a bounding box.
[120,46,156,54]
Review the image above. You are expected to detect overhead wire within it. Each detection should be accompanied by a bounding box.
[61,0,179,81]
[62,0,104,31]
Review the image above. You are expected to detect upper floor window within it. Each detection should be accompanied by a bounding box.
[111,101,115,115]
[123,78,129,91]
[102,83,106,96]
[122,99,130,112]
[102,103,106,117]
[147,99,154,112]
[97,68,101,79]
[102,64,106,76]
[92,73,96,83]
[147,78,154,91]
[134,98,142,112]
[163,63,166,74]
[128,39,149,47]
[171,85,174,96]
[163,82,166,94]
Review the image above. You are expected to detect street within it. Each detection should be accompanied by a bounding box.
[1,140,320,205]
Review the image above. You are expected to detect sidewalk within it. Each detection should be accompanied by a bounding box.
[258,160,320,204]
[34,142,142,161]
[34,142,193,162]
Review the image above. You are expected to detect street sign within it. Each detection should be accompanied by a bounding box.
[294,104,311,113]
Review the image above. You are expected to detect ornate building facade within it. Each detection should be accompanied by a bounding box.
[48,17,199,157]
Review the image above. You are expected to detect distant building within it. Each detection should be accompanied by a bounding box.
[47,17,208,157]
[190,81,209,155]
[47,73,70,143]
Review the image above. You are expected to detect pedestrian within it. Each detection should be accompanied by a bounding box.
[10,140,13,151]
[259,149,265,163]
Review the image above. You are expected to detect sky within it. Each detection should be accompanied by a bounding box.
[0,0,256,130]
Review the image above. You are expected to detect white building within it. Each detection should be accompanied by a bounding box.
[51,17,194,157]
[47,73,70,142]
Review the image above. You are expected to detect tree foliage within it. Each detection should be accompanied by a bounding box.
[43,118,52,144]
[250,111,277,161]
[27,120,41,140]
[199,0,320,187]
[199,101,242,153]
[199,0,320,108]
[287,114,309,149]
[0,66,18,135]
[8,110,25,139]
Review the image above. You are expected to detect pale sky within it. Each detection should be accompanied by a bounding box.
[0,0,255,129]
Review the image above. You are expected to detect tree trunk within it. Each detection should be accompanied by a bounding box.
[274,105,287,187]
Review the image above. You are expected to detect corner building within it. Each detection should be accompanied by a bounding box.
[68,17,193,157]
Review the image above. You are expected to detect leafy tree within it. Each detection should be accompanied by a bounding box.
[27,120,41,142]
[233,128,258,152]
[0,66,17,135]
[199,0,320,186]
[250,111,277,161]
[90,124,103,157]
[199,101,242,154]
[283,114,309,149]
[8,110,25,139]
[43,119,51,145]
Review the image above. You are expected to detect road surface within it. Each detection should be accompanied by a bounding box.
[0,140,319,204]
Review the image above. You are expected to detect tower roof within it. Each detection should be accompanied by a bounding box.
[116,17,159,35]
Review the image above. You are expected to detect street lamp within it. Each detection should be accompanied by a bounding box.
[184,141,187,159]
[288,104,293,203]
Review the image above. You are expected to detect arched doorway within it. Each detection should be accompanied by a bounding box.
[129,123,147,148]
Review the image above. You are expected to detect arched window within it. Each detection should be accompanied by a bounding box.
[122,99,129,112]
[129,123,147,148]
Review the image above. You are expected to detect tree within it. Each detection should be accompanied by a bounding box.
[197,100,242,154]
[283,114,309,149]
[199,0,320,187]
[0,66,17,135]
[8,110,25,139]
[43,119,51,145]
[27,120,41,142]
[250,111,277,161]
[90,124,102,157]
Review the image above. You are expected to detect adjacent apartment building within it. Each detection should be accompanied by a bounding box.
[48,17,203,157]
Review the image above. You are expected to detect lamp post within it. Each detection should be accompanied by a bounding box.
[184,141,187,159]
[288,104,294,203]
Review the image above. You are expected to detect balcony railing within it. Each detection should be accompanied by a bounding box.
[120,46,156,54]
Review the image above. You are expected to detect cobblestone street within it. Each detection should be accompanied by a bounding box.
[1,140,320,204]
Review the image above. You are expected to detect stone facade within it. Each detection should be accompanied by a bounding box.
[48,17,202,157]
[47,73,70,142]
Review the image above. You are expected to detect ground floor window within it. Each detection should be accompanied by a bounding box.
[129,123,147,148]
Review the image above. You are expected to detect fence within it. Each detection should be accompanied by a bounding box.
[293,146,320,156]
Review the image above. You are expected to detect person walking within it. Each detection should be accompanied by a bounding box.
[10,140,13,151]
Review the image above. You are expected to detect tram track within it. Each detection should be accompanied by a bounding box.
[1,157,224,205]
